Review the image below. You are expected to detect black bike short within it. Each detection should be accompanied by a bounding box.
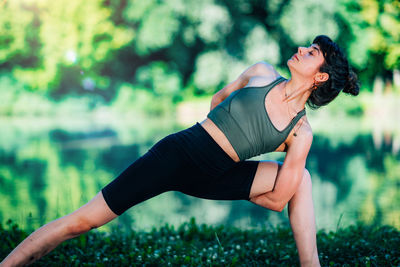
[101,122,259,216]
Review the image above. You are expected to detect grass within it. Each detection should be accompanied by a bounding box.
[1,218,399,266]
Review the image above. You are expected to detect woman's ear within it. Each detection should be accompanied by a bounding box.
[315,72,329,83]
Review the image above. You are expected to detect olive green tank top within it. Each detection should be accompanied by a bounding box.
[207,76,306,161]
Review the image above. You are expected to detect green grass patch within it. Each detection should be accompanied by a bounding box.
[1,218,399,266]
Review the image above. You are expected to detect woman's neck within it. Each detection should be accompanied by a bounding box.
[282,77,313,112]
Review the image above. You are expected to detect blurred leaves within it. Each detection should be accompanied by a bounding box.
[125,1,180,55]
[1,0,134,91]
[280,0,339,44]
[340,0,400,74]
[0,0,399,109]
[244,25,280,65]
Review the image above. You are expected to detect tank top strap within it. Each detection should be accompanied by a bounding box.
[265,76,287,92]
[287,108,306,130]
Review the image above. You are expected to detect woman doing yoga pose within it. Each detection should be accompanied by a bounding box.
[1,35,359,267]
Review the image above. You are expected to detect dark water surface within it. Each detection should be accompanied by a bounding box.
[0,115,399,233]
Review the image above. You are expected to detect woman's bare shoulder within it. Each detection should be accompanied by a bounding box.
[285,116,313,151]
[244,62,282,88]
[252,61,281,78]
[294,116,313,144]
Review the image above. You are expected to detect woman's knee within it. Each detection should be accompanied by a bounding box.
[65,192,118,237]
[66,216,96,237]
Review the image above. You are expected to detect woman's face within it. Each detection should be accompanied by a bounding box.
[287,44,326,80]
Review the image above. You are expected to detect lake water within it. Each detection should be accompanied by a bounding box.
[0,108,399,234]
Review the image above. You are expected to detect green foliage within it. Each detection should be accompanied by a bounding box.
[111,82,175,116]
[317,91,365,117]
[135,61,181,97]
[1,218,399,266]
[244,25,281,65]
[0,74,102,116]
[0,0,133,92]
[317,224,400,266]
[124,1,181,56]
[0,0,400,111]
[339,0,400,72]
[280,0,339,44]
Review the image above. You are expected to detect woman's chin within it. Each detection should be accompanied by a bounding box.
[287,59,296,68]
[287,61,295,73]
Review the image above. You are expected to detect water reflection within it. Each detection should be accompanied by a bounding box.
[0,115,399,233]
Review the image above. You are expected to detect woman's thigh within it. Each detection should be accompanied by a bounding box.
[179,160,259,201]
[248,160,282,199]
[101,133,191,216]
[179,160,281,202]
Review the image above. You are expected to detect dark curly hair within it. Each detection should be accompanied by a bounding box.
[307,35,360,109]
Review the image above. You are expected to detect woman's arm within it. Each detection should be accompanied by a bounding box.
[250,123,319,266]
[253,124,313,212]
[210,61,276,111]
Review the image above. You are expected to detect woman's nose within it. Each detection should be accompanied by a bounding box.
[298,46,305,55]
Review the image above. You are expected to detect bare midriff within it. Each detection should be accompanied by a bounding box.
[199,118,241,162]
[199,117,289,161]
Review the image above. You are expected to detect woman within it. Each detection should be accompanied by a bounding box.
[1,35,359,267]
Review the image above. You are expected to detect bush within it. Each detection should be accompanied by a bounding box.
[1,218,399,266]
